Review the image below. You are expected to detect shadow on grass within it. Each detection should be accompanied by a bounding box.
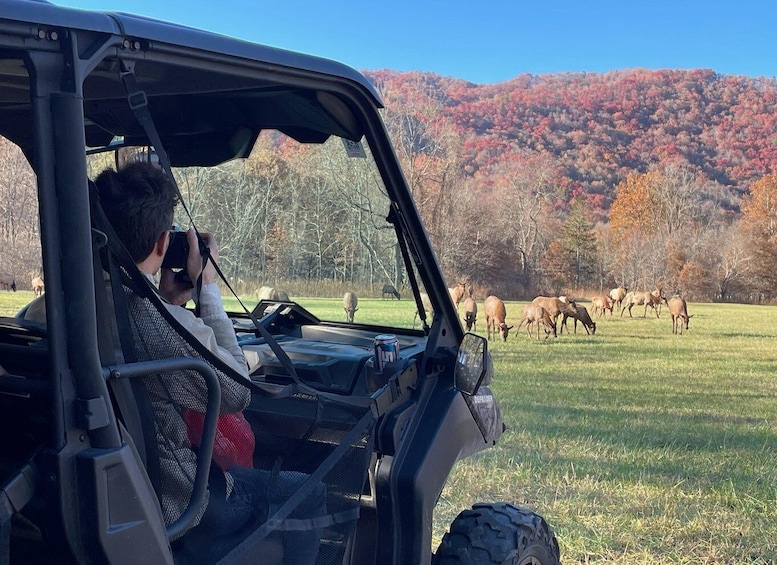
[501,396,776,490]
[715,332,776,339]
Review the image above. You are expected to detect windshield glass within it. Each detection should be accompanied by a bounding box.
[87,132,430,330]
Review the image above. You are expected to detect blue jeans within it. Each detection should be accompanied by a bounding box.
[174,466,325,565]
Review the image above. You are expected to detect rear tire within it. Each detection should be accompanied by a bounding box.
[433,503,560,565]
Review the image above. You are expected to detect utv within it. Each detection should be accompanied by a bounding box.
[0,1,560,563]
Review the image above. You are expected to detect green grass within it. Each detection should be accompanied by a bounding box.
[0,290,35,316]
[225,296,425,329]
[435,301,777,564]
[4,291,776,562]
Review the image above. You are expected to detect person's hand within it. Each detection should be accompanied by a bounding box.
[159,268,193,306]
[159,229,218,305]
[186,229,217,285]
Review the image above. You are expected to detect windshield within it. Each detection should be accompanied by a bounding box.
[87,133,430,330]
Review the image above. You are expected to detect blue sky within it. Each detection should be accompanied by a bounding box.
[55,0,775,85]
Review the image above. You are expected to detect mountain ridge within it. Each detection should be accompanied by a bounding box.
[365,68,777,216]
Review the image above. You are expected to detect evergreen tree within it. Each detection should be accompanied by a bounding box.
[560,198,597,288]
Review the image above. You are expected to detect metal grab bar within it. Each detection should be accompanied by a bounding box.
[104,357,221,540]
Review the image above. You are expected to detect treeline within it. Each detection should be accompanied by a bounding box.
[2,134,407,295]
[368,69,777,302]
[119,136,402,293]
[0,139,41,285]
[2,68,777,302]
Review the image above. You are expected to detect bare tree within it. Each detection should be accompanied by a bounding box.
[0,137,39,281]
[608,231,668,290]
[651,163,706,239]
[711,223,752,301]
[480,155,560,293]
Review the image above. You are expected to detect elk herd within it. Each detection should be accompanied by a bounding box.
[0,273,43,294]
[5,272,694,339]
[453,283,692,341]
[258,280,692,338]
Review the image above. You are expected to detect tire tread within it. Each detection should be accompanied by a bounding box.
[434,502,561,565]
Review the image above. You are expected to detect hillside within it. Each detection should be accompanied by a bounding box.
[366,68,777,216]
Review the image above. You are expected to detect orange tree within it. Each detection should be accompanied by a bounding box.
[741,173,777,294]
[609,170,662,242]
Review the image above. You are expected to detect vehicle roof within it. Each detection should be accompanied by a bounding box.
[2,0,381,101]
[0,0,384,166]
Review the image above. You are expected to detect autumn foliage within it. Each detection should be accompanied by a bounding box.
[3,68,777,301]
[367,69,777,301]
[741,174,777,293]
[609,171,662,240]
[367,68,777,217]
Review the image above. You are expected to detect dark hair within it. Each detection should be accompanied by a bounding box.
[94,162,179,263]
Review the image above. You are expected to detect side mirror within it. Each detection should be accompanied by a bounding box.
[454,333,492,396]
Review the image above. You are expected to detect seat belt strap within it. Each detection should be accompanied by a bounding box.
[219,409,375,565]
[387,205,429,334]
[119,61,307,392]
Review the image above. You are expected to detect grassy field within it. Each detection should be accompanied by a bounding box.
[435,301,777,564]
[3,291,776,563]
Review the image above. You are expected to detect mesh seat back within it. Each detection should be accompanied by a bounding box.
[118,282,375,564]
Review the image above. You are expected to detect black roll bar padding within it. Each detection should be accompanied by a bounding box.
[51,92,123,450]
[103,357,221,540]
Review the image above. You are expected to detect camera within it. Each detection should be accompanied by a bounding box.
[162,230,208,269]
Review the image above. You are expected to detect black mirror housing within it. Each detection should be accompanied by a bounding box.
[454,333,492,395]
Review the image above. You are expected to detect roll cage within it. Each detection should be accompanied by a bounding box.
[0,2,499,564]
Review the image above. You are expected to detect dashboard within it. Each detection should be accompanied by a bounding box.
[235,301,427,396]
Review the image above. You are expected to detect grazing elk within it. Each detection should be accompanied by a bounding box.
[257,286,291,301]
[530,296,578,335]
[413,292,434,327]
[590,295,613,318]
[257,286,279,300]
[609,286,628,311]
[620,288,667,318]
[0,273,16,291]
[668,295,691,334]
[462,297,477,331]
[448,282,467,308]
[560,304,597,335]
[382,284,400,300]
[31,275,44,297]
[343,291,358,323]
[484,295,513,342]
[517,304,556,340]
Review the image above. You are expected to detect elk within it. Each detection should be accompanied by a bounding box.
[560,304,597,335]
[668,295,691,334]
[590,295,613,318]
[343,291,358,323]
[257,286,279,300]
[382,284,400,300]
[275,289,291,301]
[530,296,578,335]
[484,295,513,342]
[609,286,628,310]
[0,273,16,291]
[449,282,466,308]
[620,288,667,318]
[517,304,556,340]
[257,286,290,301]
[413,292,434,327]
[462,297,477,331]
[31,275,44,297]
